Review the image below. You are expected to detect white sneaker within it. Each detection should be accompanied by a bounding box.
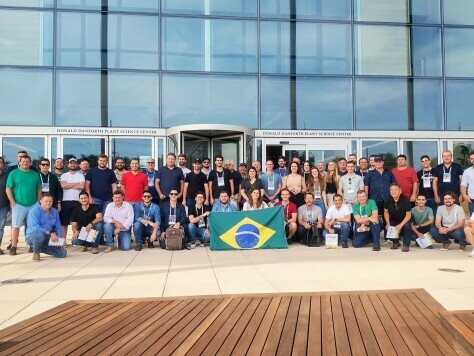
[469,251,474,257]
[190,243,196,249]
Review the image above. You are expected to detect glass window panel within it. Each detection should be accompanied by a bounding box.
[446,80,474,131]
[2,137,45,169]
[162,74,258,127]
[260,21,292,74]
[444,0,474,25]
[0,68,52,126]
[57,0,101,10]
[63,138,105,168]
[445,28,474,77]
[107,14,159,70]
[56,70,101,126]
[355,25,409,76]
[57,12,101,68]
[162,17,257,73]
[411,27,442,77]
[410,0,440,24]
[261,77,353,130]
[356,78,408,130]
[260,0,351,20]
[50,137,58,161]
[0,0,53,7]
[108,72,159,128]
[355,0,408,22]
[297,23,351,74]
[361,140,398,169]
[453,141,474,169]
[111,139,152,167]
[0,10,53,66]
[403,141,438,170]
[162,0,256,16]
[58,0,159,11]
[413,79,443,130]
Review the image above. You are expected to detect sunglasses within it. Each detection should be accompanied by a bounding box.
[169,192,178,196]
[203,161,210,164]
[143,195,152,198]
[40,163,50,166]
[147,162,155,164]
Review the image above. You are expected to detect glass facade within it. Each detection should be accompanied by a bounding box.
[0,1,472,132]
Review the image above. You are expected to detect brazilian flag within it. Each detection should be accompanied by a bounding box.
[209,206,288,250]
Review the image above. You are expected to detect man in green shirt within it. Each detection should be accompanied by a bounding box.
[352,190,382,251]
[411,194,434,246]
[5,155,42,255]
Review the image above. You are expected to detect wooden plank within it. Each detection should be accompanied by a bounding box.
[217,298,263,356]
[277,296,301,356]
[292,296,310,356]
[388,292,442,356]
[413,289,446,313]
[230,297,272,356]
[331,294,352,356]
[440,313,474,355]
[307,296,322,356]
[349,295,385,356]
[321,294,336,356]
[362,294,412,356]
[184,298,243,355]
[172,298,234,356]
[340,295,366,356]
[200,297,253,355]
[261,296,291,356]
[157,298,224,356]
[394,292,458,356]
[455,312,474,331]
[246,296,281,355]
[98,299,183,355]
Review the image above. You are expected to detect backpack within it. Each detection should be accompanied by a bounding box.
[304,225,321,247]
[165,227,185,250]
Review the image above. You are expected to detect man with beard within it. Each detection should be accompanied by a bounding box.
[211,190,237,212]
[356,157,369,178]
[121,158,148,209]
[183,158,209,207]
[201,158,212,179]
[85,154,117,213]
[71,191,103,254]
[52,158,64,178]
[133,190,160,250]
[60,158,85,241]
[178,154,191,179]
[276,156,287,178]
[208,155,234,206]
[113,157,128,191]
[417,155,437,215]
[38,158,62,209]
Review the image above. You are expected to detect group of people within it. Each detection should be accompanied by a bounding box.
[0,148,473,261]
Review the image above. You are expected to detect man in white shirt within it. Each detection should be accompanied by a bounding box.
[103,190,134,252]
[323,194,352,248]
[461,151,474,216]
[338,161,364,209]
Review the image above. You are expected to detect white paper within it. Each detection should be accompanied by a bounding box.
[416,232,435,249]
[78,227,98,243]
[325,234,338,249]
[48,237,65,246]
[386,226,399,240]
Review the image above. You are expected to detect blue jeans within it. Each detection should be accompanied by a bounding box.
[72,222,104,248]
[322,222,351,244]
[133,222,158,244]
[25,232,67,258]
[92,198,111,215]
[426,198,438,217]
[429,226,466,245]
[314,201,326,221]
[0,206,8,244]
[188,224,210,244]
[104,223,131,250]
[389,219,413,246]
[352,222,382,247]
[468,201,474,216]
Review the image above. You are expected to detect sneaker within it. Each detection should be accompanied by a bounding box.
[6,243,11,250]
[372,245,381,251]
[91,248,99,254]
[342,242,348,248]
[459,244,466,252]
[9,247,17,256]
[135,244,142,252]
[441,241,452,251]
[190,243,196,249]
[402,245,409,252]
[469,250,474,257]
[200,241,206,247]
[195,240,201,247]
[391,241,400,250]
[32,253,40,262]
[104,247,113,253]
[80,246,88,252]
[148,242,154,249]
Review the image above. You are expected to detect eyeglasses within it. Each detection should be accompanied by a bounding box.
[169,192,178,196]
[143,195,152,198]
[147,162,155,164]
[203,161,210,164]
[40,163,50,166]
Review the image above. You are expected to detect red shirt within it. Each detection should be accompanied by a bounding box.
[121,171,148,202]
[391,167,419,199]
[275,201,297,220]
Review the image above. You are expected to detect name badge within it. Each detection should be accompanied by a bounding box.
[361,215,368,218]
[333,223,341,229]
[168,215,176,225]
[314,192,321,199]
[116,181,121,188]
[198,218,206,228]
[41,183,50,192]
[423,176,431,188]
[268,180,275,191]
[148,177,154,187]
[347,186,355,194]
[443,173,451,183]
[217,176,225,186]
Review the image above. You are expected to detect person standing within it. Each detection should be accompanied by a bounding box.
[52,158,64,178]
[337,158,348,176]
[79,158,90,177]
[383,183,412,251]
[7,150,37,173]
[306,167,327,218]
[282,162,306,207]
[156,153,184,206]
[433,150,463,204]
[85,154,117,213]
[113,157,128,191]
[225,159,241,205]
[391,154,419,205]
[338,160,364,210]
[143,157,160,205]
[355,157,370,178]
[0,157,9,255]
[324,161,340,208]
[121,158,148,209]
[6,155,42,255]
[417,155,438,216]
[183,158,209,207]
[261,159,282,207]
[208,155,234,206]
[201,158,212,179]
[178,154,191,179]
[71,191,103,254]
[276,156,287,179]
[461,151,474,215]
[25,193,66,261]
[38,158,62,209]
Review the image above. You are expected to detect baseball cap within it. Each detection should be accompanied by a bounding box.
[68,157,77,163]
[374,155,384,162]
[193,158,202,164]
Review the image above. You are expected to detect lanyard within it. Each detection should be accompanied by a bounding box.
[220,204,230,212]
[40,173,50,184]
[306,207,314,221]
[443,165,452,174]
[146,171,155,179]
[423,170,432,177]
[169,206,176,216]
[143,203,151,216]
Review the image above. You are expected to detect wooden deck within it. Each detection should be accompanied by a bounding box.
[0,289,471,355]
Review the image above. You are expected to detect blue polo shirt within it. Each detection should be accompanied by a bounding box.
[434,163,463,196]
[157,166,184,196]
[364,169,397,203]
[260,172,282,199]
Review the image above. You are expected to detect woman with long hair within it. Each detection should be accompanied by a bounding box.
[240,166,264,204]
[282,161,306,207]
[242,188,268,210]
[306,167,327,218]
[324,161,340,207]
[302,160,312,182]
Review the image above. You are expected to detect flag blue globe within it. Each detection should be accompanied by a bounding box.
[235,224,260,248]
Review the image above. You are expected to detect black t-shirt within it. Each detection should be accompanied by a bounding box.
[185,171,208,200]
[241,178,264,199]
[71,204,101,229]
[434,163,463,196]
[384,195,411,223]
[417,168,435,199]
[188,205,211,226]
[209,168,233,198]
